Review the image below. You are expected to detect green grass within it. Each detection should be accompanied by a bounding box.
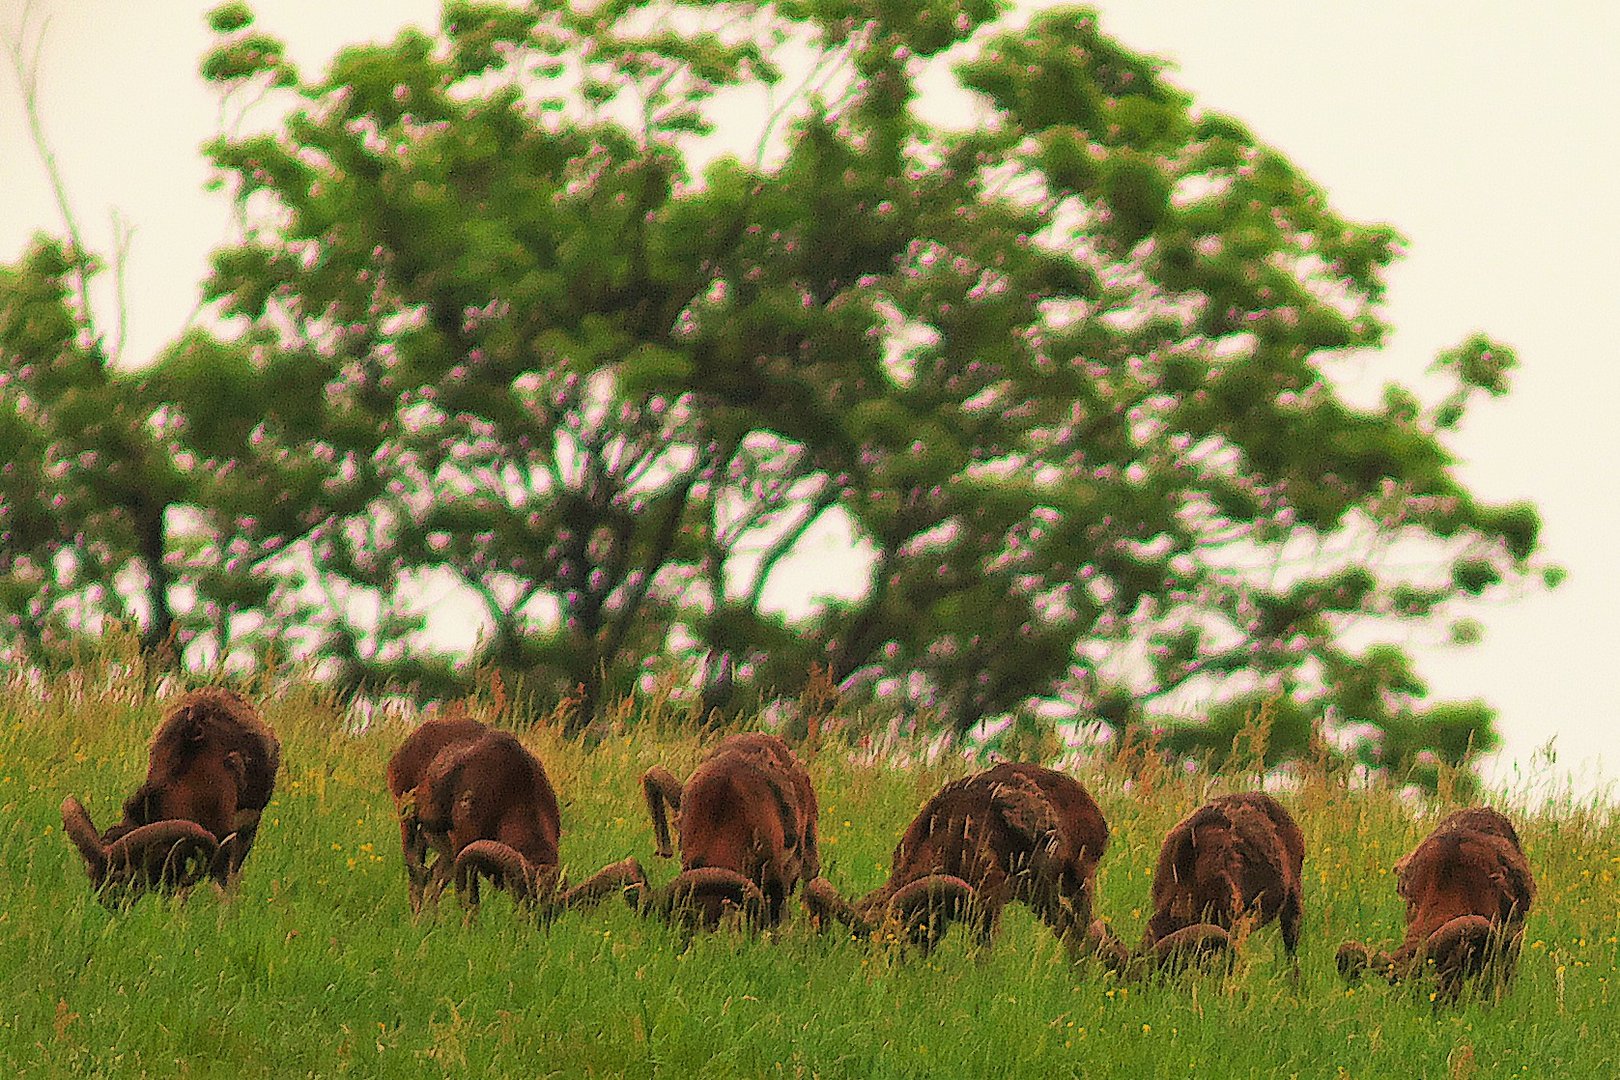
[2,668,1616,1078]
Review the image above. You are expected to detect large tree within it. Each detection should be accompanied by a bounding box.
[6,0,1551,777]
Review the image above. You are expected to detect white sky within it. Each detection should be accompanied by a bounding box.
[3,1,1617,792]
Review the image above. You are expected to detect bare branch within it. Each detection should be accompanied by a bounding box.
[743,480,840,611]
[108,209,134,365]
[4,6,97,344]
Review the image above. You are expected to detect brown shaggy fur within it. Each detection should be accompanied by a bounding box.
[386,715,492,909]
[411,728,562,899]
[1144,792,1305,960]
[1338,806,1534,1002]
[63,688,280,895]
[641,733,820,928]
[389,720,644,914]
[811,764,1109,954]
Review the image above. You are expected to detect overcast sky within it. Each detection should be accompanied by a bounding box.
[3,2,1616,793]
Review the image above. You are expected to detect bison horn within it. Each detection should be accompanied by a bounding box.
[1150,923,1232,971]
[889,874,975,925]
[61,796,108,882]
[103,820,220,891]
[453,840,560,910]
[885,874,976,951]
[1423,915,1494,972]
[558,857,649,910]
[658,867,765,927]
[804,876,873,935]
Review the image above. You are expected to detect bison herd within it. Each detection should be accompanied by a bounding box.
[62,690,1537,1003]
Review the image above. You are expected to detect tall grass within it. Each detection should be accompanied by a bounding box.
[1,655,1615,1077]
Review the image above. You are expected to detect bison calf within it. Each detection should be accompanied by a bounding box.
[62,688,280,904]
[639,733,820,930]
[806,763,1109,956]
[1337,806,1534,1003]
[389,718,643,917]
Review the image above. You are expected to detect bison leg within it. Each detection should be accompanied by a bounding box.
[400,819,434,913]
[800,814,821,884]
[421,829,457,908]
[1086,919,1131,973]
[396,791,437,913]
[1278,889,1303,985]
[1279,889,1302,956]
[641,767,684,859]
[763,881,788,928]
[1027,875,1096,962]
[211,809,263,891]
[969,898,1003,955]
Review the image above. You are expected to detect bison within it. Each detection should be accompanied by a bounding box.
[639,733,820,930]
[1093,792,1306,977]
[386,712,491,911]
[1337,806,1534,1003]
[389,717,644,917]
[805,763,1110,957]
[61,688,280,904]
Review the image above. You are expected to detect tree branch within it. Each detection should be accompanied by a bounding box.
[4,8,97,345]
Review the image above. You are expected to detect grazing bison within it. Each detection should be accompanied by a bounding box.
[1337,806,1534,1003]
[391,719,645,916]
[61,688,280,903]
[806,764,1109,956]
[386,713,491,911]
[1124,793,1305,973]
[639,733,820,929]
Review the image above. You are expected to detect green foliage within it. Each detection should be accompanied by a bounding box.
[1158,694,1317,772]
[206,2,255,35]
[1,1,1551,777]
[0,238,184,663]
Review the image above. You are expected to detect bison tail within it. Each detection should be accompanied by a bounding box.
[641,768,683,860]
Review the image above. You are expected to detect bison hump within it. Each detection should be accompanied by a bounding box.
[990,773,1061,849]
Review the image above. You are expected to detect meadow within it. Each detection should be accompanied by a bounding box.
[1,659,1616,1078]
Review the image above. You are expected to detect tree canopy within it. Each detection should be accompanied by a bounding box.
[0,0,1554,782]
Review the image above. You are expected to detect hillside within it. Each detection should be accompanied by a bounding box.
[1,665,1613,1077]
